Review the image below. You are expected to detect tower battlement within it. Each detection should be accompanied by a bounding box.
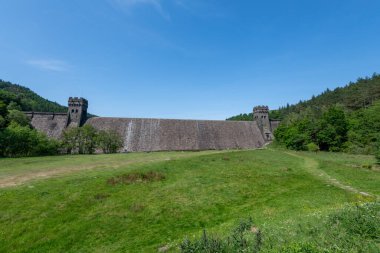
[253,106,269,114]
[68,97,88,108]
[67,97,88,127]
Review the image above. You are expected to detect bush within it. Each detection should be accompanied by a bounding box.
[97,130,123,153]
[306,142,319,153]
[80,125,98,154]
[62,125,98,154]
[33,133,61,156]
[62,126,123,155]
[0,122,59,157]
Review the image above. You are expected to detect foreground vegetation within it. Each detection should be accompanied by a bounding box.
[181,202,380,253]
[0,148,378,252]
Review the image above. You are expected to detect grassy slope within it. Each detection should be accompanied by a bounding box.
[0,149,378,252]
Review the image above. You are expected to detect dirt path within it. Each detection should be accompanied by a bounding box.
[283,151,373,197]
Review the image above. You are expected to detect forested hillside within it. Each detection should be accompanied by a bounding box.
[271,73,380,120]
[227,73,380,121]
[0,79,66,112]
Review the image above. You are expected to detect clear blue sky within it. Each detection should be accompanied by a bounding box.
[1,0,380,119]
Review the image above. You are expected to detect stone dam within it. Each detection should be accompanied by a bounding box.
[25,97,279,152]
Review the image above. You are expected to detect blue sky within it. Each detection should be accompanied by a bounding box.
[1,0,380,119]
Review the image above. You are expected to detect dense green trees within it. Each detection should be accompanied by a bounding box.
[97,130,124,154]
[274,104,380,154]
[0,123,60,157]
[0,97,61,157]
[61,126,123,155]
[62,125,98,154]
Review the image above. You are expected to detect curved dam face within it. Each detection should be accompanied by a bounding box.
[86,117,266,152]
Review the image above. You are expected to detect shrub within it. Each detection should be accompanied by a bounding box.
[33,133,61,156]
[0,123,37,157]
[306,143,319,153]
[61,126,79,154]
[0,122,59,157]
[97,130,123,153]
[62,125,98,154]
[80,125,98,154]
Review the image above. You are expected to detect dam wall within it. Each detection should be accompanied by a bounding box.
[25,97,277,152]
[86,117,265,152]
[25,112,68,139]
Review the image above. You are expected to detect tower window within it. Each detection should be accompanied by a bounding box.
[76,109,78,113]
[71,109,74,113]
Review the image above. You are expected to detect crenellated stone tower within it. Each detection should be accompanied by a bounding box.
[67,97,88,127]
[253,106,273,141]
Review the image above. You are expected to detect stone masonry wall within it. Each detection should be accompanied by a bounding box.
[270,120,281,132]
[25,112,68,139]
[86,117,265,152]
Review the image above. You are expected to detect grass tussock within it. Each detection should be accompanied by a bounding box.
[180,218,262,253]
[93,193,110,200]
[107,171,166,185]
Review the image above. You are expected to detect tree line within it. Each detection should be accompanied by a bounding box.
[274,102,380,160]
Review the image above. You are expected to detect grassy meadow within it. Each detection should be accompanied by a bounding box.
[0,148,379,252]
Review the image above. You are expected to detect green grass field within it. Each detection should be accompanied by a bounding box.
[0,148,379,252]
